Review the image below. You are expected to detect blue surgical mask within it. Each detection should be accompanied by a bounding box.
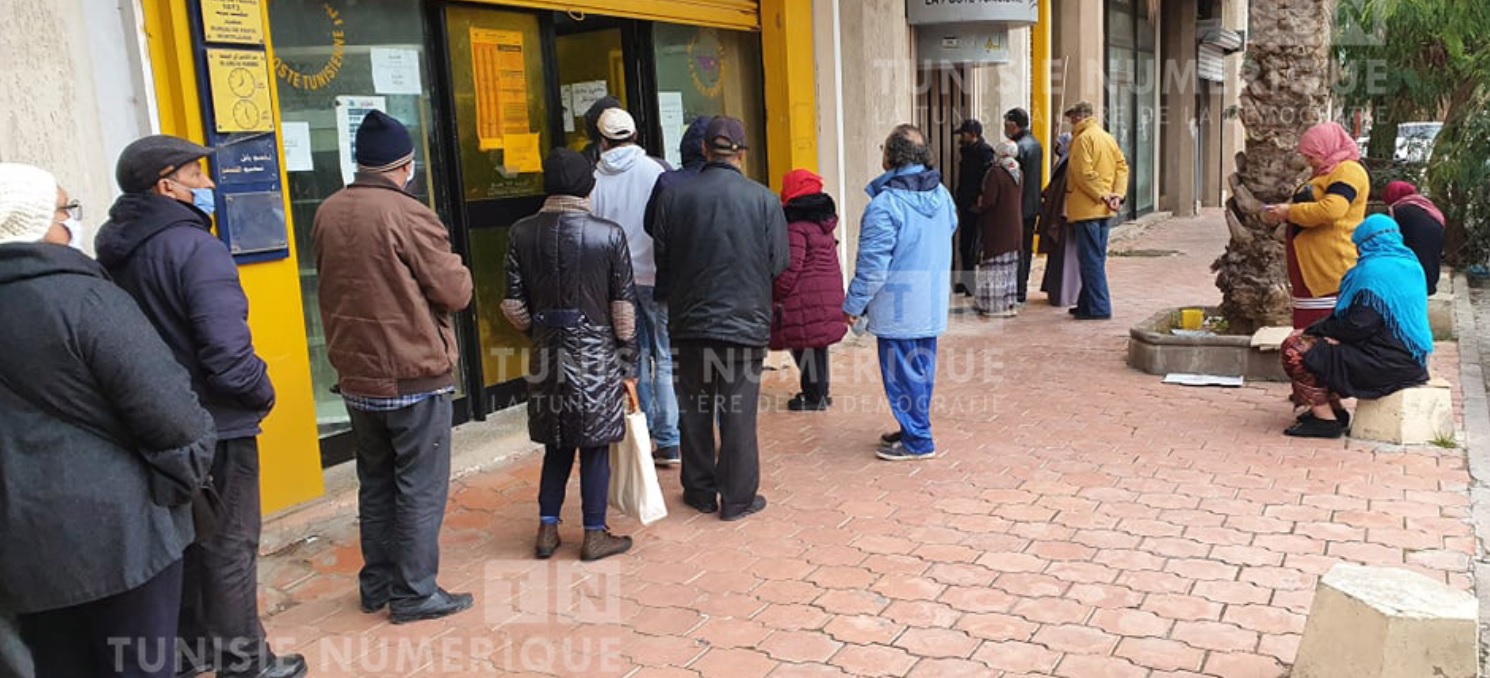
[190,188,216,216]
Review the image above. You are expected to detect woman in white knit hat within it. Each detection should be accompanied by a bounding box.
[0,162,217,678]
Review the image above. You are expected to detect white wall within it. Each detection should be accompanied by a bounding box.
[0,0,154,253]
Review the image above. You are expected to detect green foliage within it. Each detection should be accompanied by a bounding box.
[1424,97,1490,266]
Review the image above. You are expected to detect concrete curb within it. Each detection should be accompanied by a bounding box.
[1450,271,1490,676]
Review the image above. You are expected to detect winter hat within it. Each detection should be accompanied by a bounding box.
[543,148,596,198]
[355,110,415,173]
[597,108,637,141]
[115,135,213,193]
[0,163,58,246]
[781,169,824,205]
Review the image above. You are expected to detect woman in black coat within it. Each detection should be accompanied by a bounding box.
[0,163,216,678]
[503,149,638,562]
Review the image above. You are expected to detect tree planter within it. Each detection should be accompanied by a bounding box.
[1128,307,1287,382]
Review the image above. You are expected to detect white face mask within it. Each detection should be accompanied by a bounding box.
[61,218,85,251]
[405,163,417,189]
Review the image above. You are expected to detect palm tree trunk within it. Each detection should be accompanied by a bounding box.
[1212,0,1338,333]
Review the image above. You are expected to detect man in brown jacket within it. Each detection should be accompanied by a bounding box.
[312,110,474,625]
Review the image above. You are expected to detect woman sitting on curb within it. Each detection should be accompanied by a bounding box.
[1280,214,1433,439]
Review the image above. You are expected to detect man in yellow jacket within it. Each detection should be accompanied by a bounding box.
[1064,101,1129,320]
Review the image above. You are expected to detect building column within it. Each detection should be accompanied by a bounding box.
[762,0,819,192]
[1053,0,1104,120]
[1220,0,1249,203]
[1159,0,1199,217]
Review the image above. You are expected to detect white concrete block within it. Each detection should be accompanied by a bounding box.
[1352,379,1453,445]
[1250,326,1293,352]
[1293,564,1477,678]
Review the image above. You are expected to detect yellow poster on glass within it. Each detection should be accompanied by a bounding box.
[470,27,530,151]
[200,0,265,45]
[206,49,274,133]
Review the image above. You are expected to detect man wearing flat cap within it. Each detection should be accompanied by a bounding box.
[95,136,303,678]
[313,110,474,624]
[651,116,788,522]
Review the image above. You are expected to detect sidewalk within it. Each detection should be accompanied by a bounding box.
[259,209,1474,677]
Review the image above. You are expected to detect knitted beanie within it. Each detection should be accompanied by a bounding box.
[0,163,57,246]
[355,110,415,172]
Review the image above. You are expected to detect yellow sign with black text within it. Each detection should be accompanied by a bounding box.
[206,49,274,132]
[201,0,265,45]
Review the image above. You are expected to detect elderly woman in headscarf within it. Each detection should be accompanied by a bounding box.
[1039,133,1079,308]
[1279,214,1433,439]
[1263,121,1372,328]
[971,139,1025,317]
[1383,181,1445,295]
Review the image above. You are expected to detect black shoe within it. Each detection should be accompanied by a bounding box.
[1297,409,1351,429]
[360,592,388,614]
[1069,307,1079,315]
[720,495,767,522]
[787,393,831,411]
[955,283,971,296]
[880,430,903,445]
[389,589,474,625]
[653,446,681,467]
[683,494,719,514]
[1284,417,1344,439]
[219,655,308,678]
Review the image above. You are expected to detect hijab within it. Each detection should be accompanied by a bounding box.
[1335,214,1434,363]
[1298,122,1361,177]
[1384,181,1446,227]
[994,139,1022,185]
[1054,133,1073,162]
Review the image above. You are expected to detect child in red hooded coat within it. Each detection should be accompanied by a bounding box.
[772,169,847,411]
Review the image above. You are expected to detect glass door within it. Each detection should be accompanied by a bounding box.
[436,4,557,414]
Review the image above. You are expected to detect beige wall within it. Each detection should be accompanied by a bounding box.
[1053,0,1105,123]
[0,0,154,253]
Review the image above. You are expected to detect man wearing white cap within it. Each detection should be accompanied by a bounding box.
[591,108,681,465]
[0,162,217,678]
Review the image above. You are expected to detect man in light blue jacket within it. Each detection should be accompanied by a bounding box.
[844,124,957,461]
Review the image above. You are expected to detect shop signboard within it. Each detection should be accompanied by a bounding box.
[917,26,1011,64]
[907,0,1039,25]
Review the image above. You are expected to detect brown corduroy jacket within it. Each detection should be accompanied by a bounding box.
[312,172,473,398]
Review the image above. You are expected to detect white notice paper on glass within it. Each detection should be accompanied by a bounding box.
[658,92,685,169]
[570,80,609,119]
[371,47,422,95]
[281,121,314,172]
[335,95,387,185]
[560,84,575,133]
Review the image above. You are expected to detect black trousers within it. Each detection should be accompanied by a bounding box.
[18,558,183,678]
[955,208,981,293]
[791,348,831,402]
[177,438,271,676]
[1018,216,1038,302]
[347,395,453,606]
[675,342,764,515]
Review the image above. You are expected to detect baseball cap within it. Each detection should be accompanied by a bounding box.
[115,135,214,194]
[954,119,983,136]
[597,108,637,141]
[705,116,749,152]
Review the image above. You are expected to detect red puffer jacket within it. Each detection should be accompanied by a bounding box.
[771,195,848,350]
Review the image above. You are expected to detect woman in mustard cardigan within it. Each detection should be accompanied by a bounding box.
[1263,122,1371,328]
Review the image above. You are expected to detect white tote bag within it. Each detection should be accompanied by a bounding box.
[608,382,668,526]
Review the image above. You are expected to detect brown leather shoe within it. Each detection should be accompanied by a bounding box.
[535,522,560,559]
[580,528,633,561]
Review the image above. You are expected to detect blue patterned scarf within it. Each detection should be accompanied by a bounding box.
[1335,214,1433,363]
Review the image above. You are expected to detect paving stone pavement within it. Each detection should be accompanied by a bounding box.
[259,209,1474,677]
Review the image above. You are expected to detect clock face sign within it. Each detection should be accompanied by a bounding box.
[229,67,256,97]
[234,100,262,128]
[207,49,273,133]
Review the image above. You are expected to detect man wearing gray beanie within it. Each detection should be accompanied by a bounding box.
[313,110,475,624]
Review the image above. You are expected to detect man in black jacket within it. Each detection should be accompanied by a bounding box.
[652,117,789,522]
[953,119,995,296]
[1005,108,1046,303]
[95,137,304,678]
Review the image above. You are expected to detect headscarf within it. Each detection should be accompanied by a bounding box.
[1384,181,1446,228]
[1298,122,1361,177]
[542,148,596,198]
[1335,214,1433,363]
[1054,133,1073,162]
[994,139,1022,185]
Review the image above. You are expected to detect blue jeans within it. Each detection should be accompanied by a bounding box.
[878,337,938,454]
[1075,218,1113,318]
[635,286,680,448]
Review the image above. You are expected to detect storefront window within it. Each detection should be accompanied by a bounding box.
[1106,0,1157,216]
[269,0,442,438]
[652,24,767,183]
